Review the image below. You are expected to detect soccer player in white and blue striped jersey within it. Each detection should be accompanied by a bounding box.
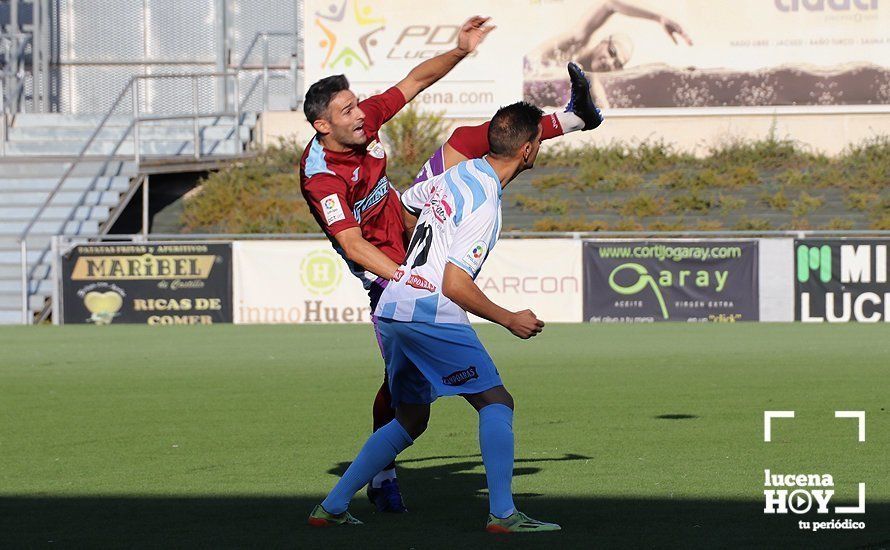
[309,102,560,533]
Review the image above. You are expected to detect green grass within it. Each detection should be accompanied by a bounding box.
[1,324,888,548]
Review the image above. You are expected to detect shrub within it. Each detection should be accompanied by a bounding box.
[532,217,609,231]
[825,218,854,230]
[733,217,772,231]
[613,218,644,231]
[791,192,824,217]
[695,219,724,231]
[844,192,879,211]
[648,219,687,231]
[181,140,317,233]
[760,189,789,210]
[620,193,665,218]
[514,194,569,215]
[717,194,747,212]
[871,215,890,230]
[532,173,577,190]
[670,191,712,213]
[381,105,448,189]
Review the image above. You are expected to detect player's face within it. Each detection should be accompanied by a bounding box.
[589,39,624,72]
[522,125,544,169]
[324,90,367,147]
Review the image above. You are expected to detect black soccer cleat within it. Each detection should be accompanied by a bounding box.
[566,62,604,131]
[367,479,408,513]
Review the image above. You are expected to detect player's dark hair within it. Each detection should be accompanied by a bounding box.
[303,74,350,123]
[487,101,544,157]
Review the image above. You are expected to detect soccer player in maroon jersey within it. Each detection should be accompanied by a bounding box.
[300,16,602,512]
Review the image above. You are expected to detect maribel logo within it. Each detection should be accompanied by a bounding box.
[775,0,878,11]
[315,0,385,70]
[71,254,216,280]
[406,274,436,293]
[442,366,478,386]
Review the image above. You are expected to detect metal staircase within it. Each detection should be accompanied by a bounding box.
[1,72,259,324]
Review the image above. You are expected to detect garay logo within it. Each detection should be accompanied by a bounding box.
[315,0,385,70]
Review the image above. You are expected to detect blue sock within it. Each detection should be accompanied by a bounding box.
[321,420,413,514]
[478,403,515,518]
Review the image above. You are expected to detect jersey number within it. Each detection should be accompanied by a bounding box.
[405,222,433,269]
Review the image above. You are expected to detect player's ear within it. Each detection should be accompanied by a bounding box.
[312,117,332,135]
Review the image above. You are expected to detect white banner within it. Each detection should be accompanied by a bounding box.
[233,241,370,324]
[470,239,583,324]
[304,0,890,114]
[233,239,583,324]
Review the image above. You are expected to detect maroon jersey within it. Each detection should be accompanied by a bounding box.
[300,87,409,288]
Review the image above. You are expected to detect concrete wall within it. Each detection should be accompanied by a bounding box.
[259,109,890,156]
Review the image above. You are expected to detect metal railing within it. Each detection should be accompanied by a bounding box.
[16,71,246,324]
[233,31,299,113]
[17,30,300,323]
[1,32,33,114]
[1,74,7,156]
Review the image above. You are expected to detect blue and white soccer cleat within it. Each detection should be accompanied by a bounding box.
[566,62,604,131]
[367,478,408,513]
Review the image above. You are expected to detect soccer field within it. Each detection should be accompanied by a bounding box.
[1,324,887,549]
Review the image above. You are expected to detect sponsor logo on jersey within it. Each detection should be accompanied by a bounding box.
[430,197,453,224]
[464,240,488,270]
[366,139,386,159]
[321,194,346,225]
[393,268,404,282]
[442,366,479,386]
[407,274,436,293]
[351,167,360,182]
[352,176,391,223]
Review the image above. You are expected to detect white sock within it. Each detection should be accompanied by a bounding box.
[556,111,585,133]
[371,467,397,488]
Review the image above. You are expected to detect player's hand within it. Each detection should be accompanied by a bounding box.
[456,16,496,55]
[507,309,544,339]
[660,17,692,46]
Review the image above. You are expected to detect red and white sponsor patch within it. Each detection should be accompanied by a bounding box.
[393,268,404,282]
[406,274,436,293]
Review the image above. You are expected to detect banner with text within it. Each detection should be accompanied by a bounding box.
[233,239,583,324]
[795,239,890,322]
[304,0,890,115]
[583,240,759,323]
[61,243,232,325]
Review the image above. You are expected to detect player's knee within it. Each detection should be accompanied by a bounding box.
[493,389,514,411]
[465,386,514,411]
[396,405,430,439]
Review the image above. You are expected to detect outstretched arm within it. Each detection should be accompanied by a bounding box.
[607,0,692,45]
[395,16,495,102]
[538,0,692,61]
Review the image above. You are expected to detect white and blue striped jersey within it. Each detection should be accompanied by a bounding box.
[374,157,502,325]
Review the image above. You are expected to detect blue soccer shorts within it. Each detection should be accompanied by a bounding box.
[377,318,503,407]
